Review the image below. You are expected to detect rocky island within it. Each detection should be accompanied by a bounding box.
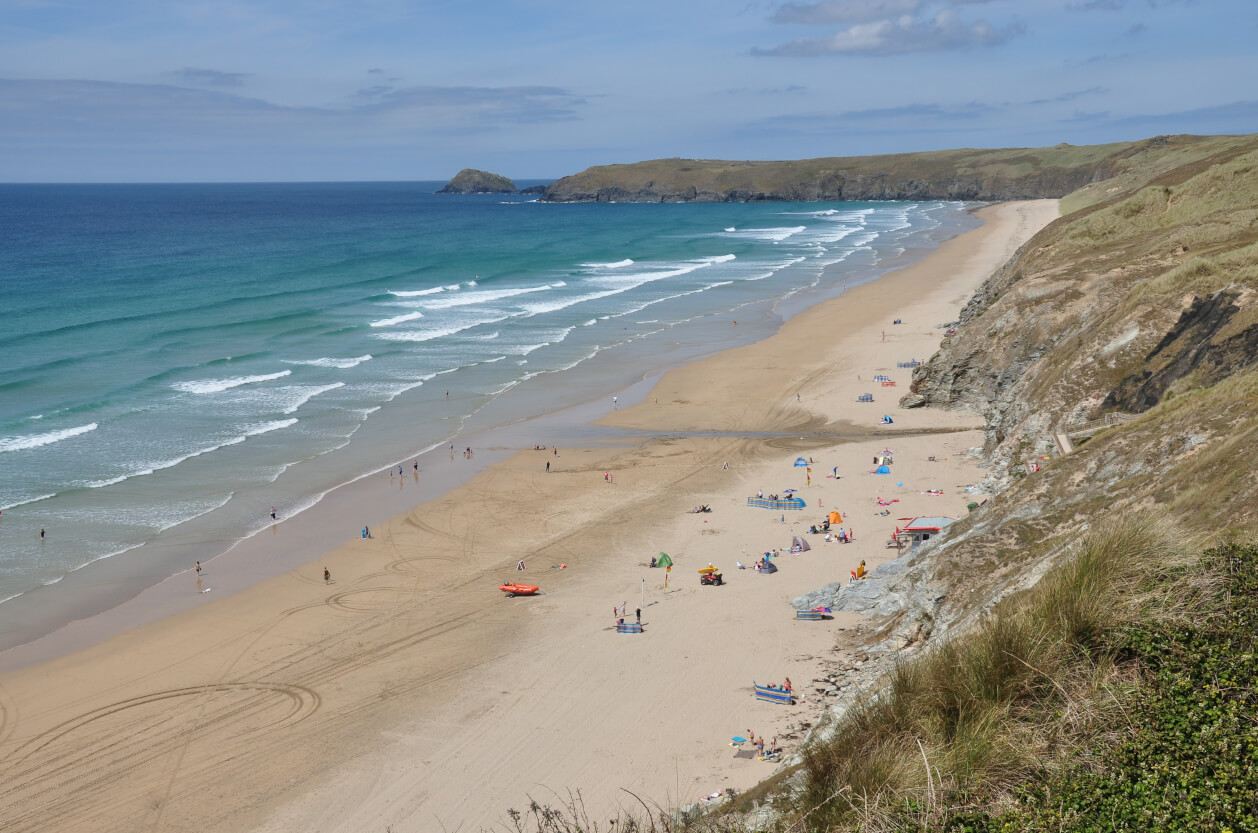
[436,168,545,195]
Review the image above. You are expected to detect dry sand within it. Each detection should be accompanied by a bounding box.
[0,200,1058,833]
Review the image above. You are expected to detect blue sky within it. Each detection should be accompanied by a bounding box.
[0,0,1254,181]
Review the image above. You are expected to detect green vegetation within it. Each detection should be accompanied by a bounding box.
[943,543,1258,833]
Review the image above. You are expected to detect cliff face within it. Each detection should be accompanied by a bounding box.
[902,134,1258,501]
[437,169,518,194]
[540,135,1229,203]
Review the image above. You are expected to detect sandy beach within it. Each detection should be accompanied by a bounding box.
[0,200,1058,833]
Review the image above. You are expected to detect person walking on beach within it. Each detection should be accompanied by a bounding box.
[635,607,641,624]
[612,395,618,409]
[545,460,550,473]
[414,460,419,475]
[195,561,202,577]
[323,567,331,584]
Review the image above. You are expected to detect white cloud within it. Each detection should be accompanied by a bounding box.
[755,8,1021,56]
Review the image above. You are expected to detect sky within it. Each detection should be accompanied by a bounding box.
[0,0,1254,182]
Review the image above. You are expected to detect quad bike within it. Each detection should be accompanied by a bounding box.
[700,572,724,586]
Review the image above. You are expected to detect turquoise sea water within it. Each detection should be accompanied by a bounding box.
[0,183,974,631]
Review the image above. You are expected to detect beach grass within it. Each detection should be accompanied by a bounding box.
[784,517,1198,832]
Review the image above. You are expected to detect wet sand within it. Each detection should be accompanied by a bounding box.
[0,200,1058,833]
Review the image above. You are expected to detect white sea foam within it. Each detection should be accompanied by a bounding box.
[0,422,98,453]
[445,284,461,291]
[409,284,554,311]
[725,227,735,232]
[513,326,577,356]
[390,287,446,297]
[370,310,425,327]
[83,474,130,488]
[117,418,301,484]
[584,258,634,268]
[374,316,510,343]
[173,371,291,394]
[278,383,345,415]
[284,355,373,368]
[247,418,301,436]
[1,492,56,510]
[723,225,806,242]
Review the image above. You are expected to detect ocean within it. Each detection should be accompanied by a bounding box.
[0,182,977,645]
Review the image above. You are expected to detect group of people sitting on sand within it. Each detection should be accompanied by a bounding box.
[690,504,711,513]
[743,730,782,760]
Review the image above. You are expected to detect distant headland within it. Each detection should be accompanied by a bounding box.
[535,134,1222,203]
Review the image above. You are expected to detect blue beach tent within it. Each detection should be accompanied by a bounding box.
[875,465,891,474]
[794,457,808,467]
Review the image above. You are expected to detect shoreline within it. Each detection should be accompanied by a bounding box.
[0,203,979,667]
[0,201,1059,833]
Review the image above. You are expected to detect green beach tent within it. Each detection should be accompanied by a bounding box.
[655,553,674,568]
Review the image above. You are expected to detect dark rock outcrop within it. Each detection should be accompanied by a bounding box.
[1103,289,1258,413]
[438,169,518,194]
